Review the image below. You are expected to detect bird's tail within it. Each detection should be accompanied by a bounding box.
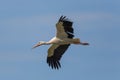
[72,38,80,44]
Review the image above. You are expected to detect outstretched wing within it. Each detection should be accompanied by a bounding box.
[47,16,74,69]
[56,16,74,38]
[47,44,70,69]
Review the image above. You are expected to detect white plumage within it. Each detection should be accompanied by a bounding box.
[33,16,89,69]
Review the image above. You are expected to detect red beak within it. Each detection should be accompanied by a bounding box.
[32,43,41,49]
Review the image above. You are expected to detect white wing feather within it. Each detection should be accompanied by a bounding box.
[56,22,68,38]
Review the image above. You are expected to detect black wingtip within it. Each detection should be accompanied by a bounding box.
[59,15,66,22]
[58,15,73,24]
[47,57,61,70]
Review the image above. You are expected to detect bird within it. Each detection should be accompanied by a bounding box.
[33,16,89,69]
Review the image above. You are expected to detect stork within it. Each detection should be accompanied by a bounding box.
[33,16,89,69]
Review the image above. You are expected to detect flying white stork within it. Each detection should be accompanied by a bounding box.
[33,16,89,69]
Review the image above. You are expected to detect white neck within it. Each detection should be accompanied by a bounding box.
[41,42,51,45]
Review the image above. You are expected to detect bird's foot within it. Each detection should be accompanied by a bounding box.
[81,42,89,45]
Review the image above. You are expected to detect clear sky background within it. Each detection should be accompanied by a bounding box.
[0,0,120,80]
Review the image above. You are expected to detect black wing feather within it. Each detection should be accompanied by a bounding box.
[47,44,70,69]
[59,16,74,38]
[47,16,74,69]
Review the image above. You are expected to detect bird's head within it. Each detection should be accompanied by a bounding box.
[32,41,46,49]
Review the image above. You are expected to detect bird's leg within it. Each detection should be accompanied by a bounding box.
[80,42,89,45]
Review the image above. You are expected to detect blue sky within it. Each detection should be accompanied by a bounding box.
[0,0,120,80]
